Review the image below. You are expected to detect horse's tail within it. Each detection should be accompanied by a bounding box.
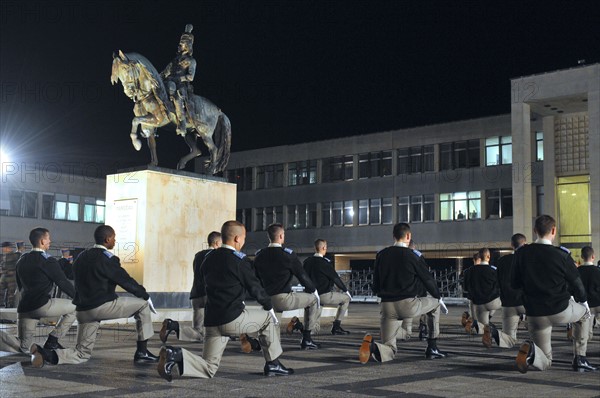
[214,113,231,173]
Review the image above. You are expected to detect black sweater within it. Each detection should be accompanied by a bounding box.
[373,246,440,302]
[16,251,76,313]
[578,264,600,307]
[464,264,500,305]
[496,253,524,307]
[200,247,272,326]
[72,248,149,311]
[254,246,316,295]
[512,243,586,316]
[303,255,347,295]
[190,249,212,299]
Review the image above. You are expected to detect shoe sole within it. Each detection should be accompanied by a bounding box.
[359,335,373,364]
[30,345,44,368]
[157,348,180,382]
[240,334,252,353]
[461,313,469,327]
[286,317,298,334]
[159,320,171,343]
[465,320,472,334]
[482,325,492,348]
[516,342,531,373]
[264,369,294,376]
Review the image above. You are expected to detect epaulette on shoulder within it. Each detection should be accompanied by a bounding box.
[255,248,262,256]
[103,250,114,258]
[233,250,246,259]
[515,244,526,251]
[412,249,423,257]
[490,265,497,270]
[558,246,571,254]
[323,257,331,262]
[283,247,293,254]
[41,252,50,259]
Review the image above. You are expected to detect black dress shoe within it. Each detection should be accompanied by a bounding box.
[331,320,351,335]
[160,319,180,343]
[300,336,321,350]
[264,360,294,376]
[43,335,65,350]
[30,344,58,368]
[425,346,448,359]
[240,333,261,353]
[157,346,183,382]
[572,355,597,372]
[286,316,304,334]
[516,340,535,373]
[134,349,160,364]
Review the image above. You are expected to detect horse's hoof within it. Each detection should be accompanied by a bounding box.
[132,138,142,151]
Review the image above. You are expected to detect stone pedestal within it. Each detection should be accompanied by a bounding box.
[105,166,236,307]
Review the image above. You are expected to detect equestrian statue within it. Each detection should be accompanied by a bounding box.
[111,24,230,174]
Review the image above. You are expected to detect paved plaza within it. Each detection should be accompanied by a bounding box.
[1,304,599,397]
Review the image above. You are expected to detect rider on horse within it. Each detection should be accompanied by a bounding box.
[161,24,203,136]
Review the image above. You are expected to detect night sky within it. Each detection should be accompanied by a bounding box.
[1,1,599,175]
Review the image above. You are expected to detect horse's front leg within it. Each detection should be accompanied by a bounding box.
[130,118,143,151]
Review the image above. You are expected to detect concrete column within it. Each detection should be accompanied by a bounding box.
[588,90,600,250]
[542,116,556,216]
[511,102,533,236]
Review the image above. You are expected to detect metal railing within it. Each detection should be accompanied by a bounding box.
[343,267,463,300]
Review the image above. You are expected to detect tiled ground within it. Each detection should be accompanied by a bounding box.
[1,304,599,397]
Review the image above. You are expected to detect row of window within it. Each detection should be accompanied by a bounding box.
[228,135,543,191]
[236,189,515,231]
[0,189,105,223]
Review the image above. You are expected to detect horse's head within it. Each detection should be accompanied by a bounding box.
[112,50,162,103]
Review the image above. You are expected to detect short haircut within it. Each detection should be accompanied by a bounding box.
[267,223,284,242]
[478,248,490,259]
[94,225,115,245]
[29,227,49,246]
[393,223,410,240]
[534,215,555,238]
[581,246,594,262]
[472,252,481,261]
[207,231,221,246]
[314,239,327,251]
[221,220,245,243]
[511,233,526,249]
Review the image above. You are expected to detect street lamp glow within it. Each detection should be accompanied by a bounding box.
[0,147,9,164]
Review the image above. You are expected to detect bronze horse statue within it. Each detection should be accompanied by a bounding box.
[111,50,230,174]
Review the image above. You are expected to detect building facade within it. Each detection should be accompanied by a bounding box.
[198,64,599,282]
[0,164,106,255]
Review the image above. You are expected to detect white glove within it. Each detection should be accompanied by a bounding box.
[268,308,279,325]
[147,297,157,314]
[314,289,321,308]
[345,291,352,300]
[439,298,448,315]
[581,301,591,320]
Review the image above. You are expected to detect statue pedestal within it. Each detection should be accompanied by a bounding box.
[105,166,236,308]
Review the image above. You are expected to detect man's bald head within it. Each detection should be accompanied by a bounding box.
[221,220,246,246]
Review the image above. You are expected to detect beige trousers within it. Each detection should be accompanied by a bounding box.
[271,292,318,331]
[181,308,282,378]
[178,296,206,342]
[375,297,440,362]
[527,299,587,371]
[577,305,600,354]
[0,298,76,353]
[312,291,350,333]
[56,297,153,364]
